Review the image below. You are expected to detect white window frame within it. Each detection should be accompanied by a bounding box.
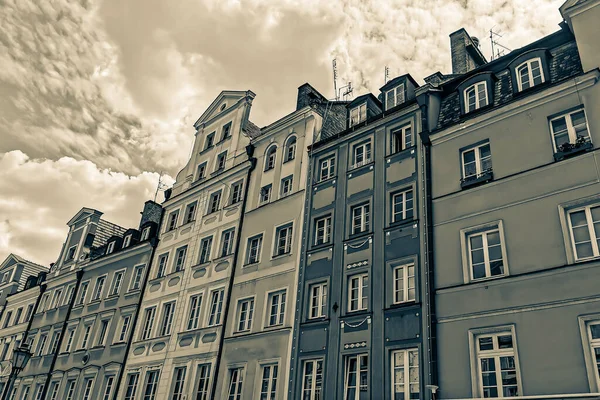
[156,253,169,278]
[230,181,243,205]
[390,348,419,400]
[280,176,293,198]
[77,281,90,305]
[265,289,287,328]
[110,270,125,296]
[344,353,369,399]
[461,142,492,181]
[347,273,368,312]
[102,376,115,400]
[309,282,328,319]
[351,203,370,235]
[106,241,115,254]
[246,235,263,265]
[64,327,75,352]
[140,226,151,241]
[221,229,235,257]
[215,150,227,172]
[184,201,197,224]
[464,81,488,113]
[567,204,600,261]
[208,191,222,214]
[123,235,132,248]
[462,221,508,282]
[265,146,277,171]
[391,124,412,154]
[66,245,77,261]
[319,155,336,182]
[96,318,110,346]
[198,237,213,264]
[349,103,367,127]
[124,373,140,400]
[301,359,323,400]
[141,306,157,340]
[285,136,297,162]
[578,314,600,392]
[314,215,332,246]
[516,57,545,91]
[51,289,63,309]
[171,366,187,400]
[393,263,416,304]
[117,315,131,343]
[174,246,187,273]
[196,162,207,181]
[235,297,255,333]
[351,141,372,169]
[207,288,225,327]
[80,324,92,349]
[259,185,272,205]
[64,380,76,400]
[91,275,107,301]
[167,211,179,232]
[227,367,244,400]
[195,363,212,400]
[386,84,405,110]
[259,363,279,400]
[143,369,160,400]
[274,224,293,256]
[187,294,203,331]
[129,265,145,291]
[392,189,414,223]
[550,108,591,152]
[159,301,176,336]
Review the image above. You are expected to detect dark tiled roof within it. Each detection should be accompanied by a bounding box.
[244,121,262,139]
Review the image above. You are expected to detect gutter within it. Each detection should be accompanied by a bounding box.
[210,145,257,400]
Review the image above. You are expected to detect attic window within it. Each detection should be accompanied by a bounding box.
[349,104,367,127]
[106,241,115,255]
[123,235,132,248]
[140,226,151,241]
[464,82,488,113]
[220,103,226,111]
[516,58,544,91]
[385,84,405,110]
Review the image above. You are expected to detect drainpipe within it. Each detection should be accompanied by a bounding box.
[39,270,84,400]
[210,145,257,400]
[111,222,163,400]
[418,101,439,400]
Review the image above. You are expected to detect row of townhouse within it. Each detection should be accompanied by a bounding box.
[0,0,598,399]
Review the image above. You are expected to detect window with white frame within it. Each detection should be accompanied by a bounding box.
[462,142,492,181]
[265,146,277,171]
[34,383,44,400]
[392,189,414,223]
[352,141,372,168]
[102,376,114,400]
[106,241,116,254]
[199,236,213,264]
[348,273,368,312]
[386,84,405,110]
[216,151,227,171]
[187,294,203,330]
[51,289,62,309]
[391,348,419,400]
[344,353,368,399]
[130,265,144,291]
[236,298,254,332]
[92,276,106,301]
[302,359,323,400]
[171,367,187,400]
[209,191,222,214]
[66,245,77,261]
[309,282,327,319]
[285,137,296,162]
[64,380,76,400]
[393,263,416,304]
[516,58,544,91]
[47,382,59,400]
[246,235,263,265]
[351,203,370,235]
[64,285,75,305]
[467,225,506,280]
[259,185,272,205]
[196,162,207,181]
[474,332,519,397]
[584,321,600,387]
[13,308,22,326]
[550,108,590,152]
[464,81,488,113]
[280,176,293,197]
[167,211,179,231]
[141,306,156,340]
[195,364,212,400]
[140,226,151,241]
[208,289,225,326]
[35,333,47,356]
[314,215,332,246]
[2,311,11,329]
[160,302,176,336]
[260,364,278,400]
[157,253,169,278]
[267,290,286,327]
[205,132,215,150]
[319,156,335,181]
[110,271,124,296]
[39,293,49,312]
[391,124,412,154]
[350,103,367,127]
[49,331,60,353]
[275,224,293,256]
[97,319,110,346]
[123,234,132,248]
[20,385,30,400]
[221,229,235,257]
[174,246,187,272]
[228,368,244,400]
[77,281,89,304]
[64,328,75,352]
[568,204,600,260]
[222,122,232,140]
[124,373,140,400]
[230,181,243,204]
[80,324,92,349]
[143,370,160,400]
[184,201,197,224]
[118,315,131,342]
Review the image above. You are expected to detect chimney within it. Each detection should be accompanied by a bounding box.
[296,83,328,110]
[139,200,163,229]
[450,28,487,75]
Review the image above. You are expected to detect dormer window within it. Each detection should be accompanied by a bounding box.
[516,58,544,91]
[464,82,488,113]
[349,104,366,127]
[385,84,405,110]
[106,241,115,254]
[123,235,132,248]
[140,226,151,241]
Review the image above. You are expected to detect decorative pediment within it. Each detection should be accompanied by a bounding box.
[66,207,103,226]
[0,254,20,271]
[193,90,256,129]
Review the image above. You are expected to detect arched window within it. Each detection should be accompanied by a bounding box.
[265,145,277,171]
[516,58,544,91]
[464,81,488,113]
[284,136,297,162]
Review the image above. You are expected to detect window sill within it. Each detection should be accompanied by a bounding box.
[105,294,119,301]
[311,242,333,252]
[204,210,221,218]
[264,167,275,173]
[212,254,233,263]
[88,299,101,305]
[388,145,416,158]
[469,274,507,284]
[263,323,285,332]
[90,345,105,350]
[388,300,417,310]
[224,201,242,210]
[192,261,211,270]
[271,252,292,260]
[243,261,260,267]
[554,141,593,161]
[314,176,336,186]
[192,177,206,186]
[348,160,374,172]
[111,341,127,346]
[282,157,295,164]
[388,218,418,229]
[124,289,141,298]
[347,231,372,241]
[343,309,370,318]
[199,145,214,155]
[460,170,493,190]
[211,168,225,177]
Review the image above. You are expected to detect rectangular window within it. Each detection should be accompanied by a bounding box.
[352,141,372,168]
[64,286,75,305]
[81,325,92,349]
[462,143,492,182]
[236,298,254,332]
[227,368,244,400]
[157,253,169,278]
[259,185,272,205]
[187,294,203,330]
[280,176,293,197]
[167,211,179,231]
[391,124,412,154]
[160,302,176,336]
[35,333,47,356]
[50,331,61,353]
[143,370,160,400]
[260,364,278,400]
[391,349,419,400]
[314,216,332,246]
[205,132,215,150]
[118,315,131,342]
[199,237,213,264]
[209,191,222,213]
[348,274,368,312]
[551,108,591,152]
[51,289,62,309]
[309,282,327,319]
[184,201,197,224]
[130,266,144,291]
[265,147,277,171]
[66,245,77,261]
[174,246,187,272]
[140,226,151,241]
[267,290,286,327]
[64,328,75,352]
[393,263,416,304]
[103,376,114,400]
[392,189,414,223]
[13,308,22,326]
[216,151,227,171]
[222,122,232,140]
[230,181,243,205]
[351,203,370,235]
[34,384,45,400]
[516,58,544,91]
[78,281,89,304]
[467,226,505,280]
[106,241,116,254]
[344,353,368,399]
[319,156,336,181]
[208,289,225,326]
[64,380,76,400]
[465,81,488,113]
[2,312,11,329]
[195,364,212,400]
[171,367,187,400]
[123,235,132,248]
[124,373,139,400]
[568,204,600,260]
[349,103,367,127]
[111,271,124,296]
[386,84,405,110]
[302,359,323,400]
[47,382,59,400]
[196,163,207,181]
[221,229,235,257]
[141,307,157,340]
[246,235,263,265]
[475,332,519,397]
[97,319,109,346]
[82,379,93,400]
[92,276,106,300]
[275,225,293,256]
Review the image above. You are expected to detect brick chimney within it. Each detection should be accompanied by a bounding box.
[139,200,163,229]
[450,28,487,74]
[296,83,328,110]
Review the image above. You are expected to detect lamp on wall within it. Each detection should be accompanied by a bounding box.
[1,345,32,400]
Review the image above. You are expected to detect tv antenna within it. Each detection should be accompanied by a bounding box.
[489,26,512,61]
[338,81,353,101]
[384,66,390,84]
[332,59,339,100]
[154,172,169,202]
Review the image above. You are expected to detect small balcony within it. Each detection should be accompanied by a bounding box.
[461,168,494,189]
[554,136,593,161]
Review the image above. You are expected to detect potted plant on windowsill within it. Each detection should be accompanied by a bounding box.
[554,136,593,161]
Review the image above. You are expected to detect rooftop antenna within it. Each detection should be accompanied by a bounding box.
[332,59,339,100]
[154,172,169,202]
[489,26,511,61]
[384,66,390,84]
[339,81,353,101]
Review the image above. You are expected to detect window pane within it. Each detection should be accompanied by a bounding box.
[497,335,513,349]
[479,337,493,351]
[590,324,600,340]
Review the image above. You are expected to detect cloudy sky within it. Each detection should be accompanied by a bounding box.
[0,0,566,265]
